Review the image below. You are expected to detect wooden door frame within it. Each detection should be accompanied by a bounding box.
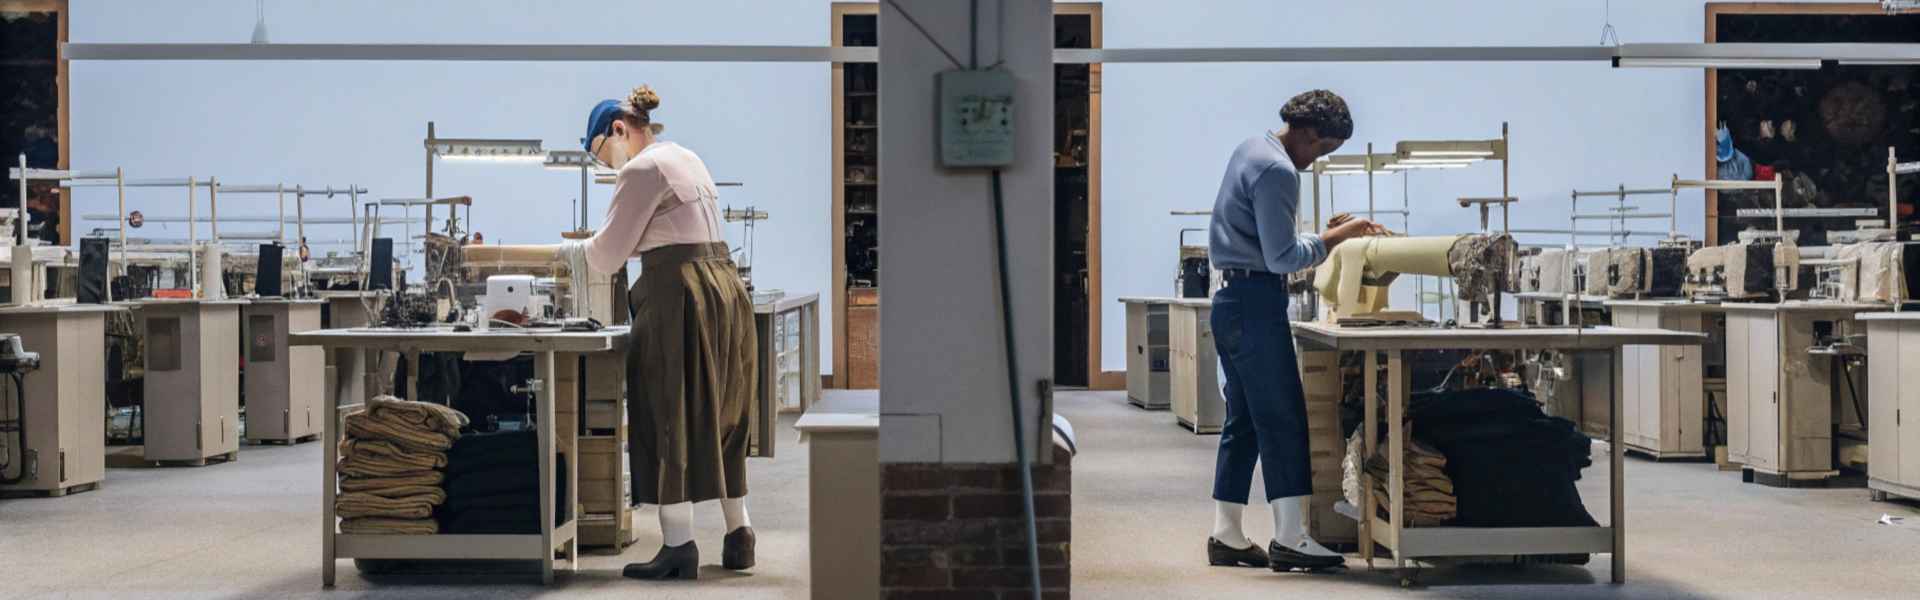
[1055,2,1119,390]
[1,0,69,243]
[827,2,1114,390]
[1703,2,1884,246]
[829,2,876,389]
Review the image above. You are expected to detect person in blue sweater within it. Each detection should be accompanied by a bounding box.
[1204,90,1380,572]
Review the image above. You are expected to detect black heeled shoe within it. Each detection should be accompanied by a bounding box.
[722,527,756,570]
[623,541,700,580]
[1207,537,1269,568]
[1267,539,1345,572]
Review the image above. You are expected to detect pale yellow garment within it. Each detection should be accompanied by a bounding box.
[339,472,444,492]
[1313,235,1463,319]
[340,438,447,471]
[335,491,441,520]
[339,517,438,535]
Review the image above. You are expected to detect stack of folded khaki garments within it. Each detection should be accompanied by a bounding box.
[336,395,469,535]
[1362,431,1457,527]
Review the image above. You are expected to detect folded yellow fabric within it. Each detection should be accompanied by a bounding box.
[343,484,446,504]
[335,491,440,519]
[341,437,448,470]
[339,472,444,492]
[339,455,442,479]
[339,517,438,535]
[367,395,468,438]
[345,413,455,452]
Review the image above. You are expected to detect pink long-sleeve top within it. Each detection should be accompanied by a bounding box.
[582,141,726,274]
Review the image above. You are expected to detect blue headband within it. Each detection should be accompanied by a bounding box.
[583,99,624,152]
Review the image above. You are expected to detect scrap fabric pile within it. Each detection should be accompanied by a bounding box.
[336,395,469,535]
[1342,387,1596,530]
[438,429,565,534]
[1409,387,1597,528]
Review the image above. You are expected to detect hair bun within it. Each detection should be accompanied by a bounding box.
[628,85,662,114]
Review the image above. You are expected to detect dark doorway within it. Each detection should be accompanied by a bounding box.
[1053,12,1093,387]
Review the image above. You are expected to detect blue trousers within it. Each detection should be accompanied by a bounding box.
[1210,274,1314,504]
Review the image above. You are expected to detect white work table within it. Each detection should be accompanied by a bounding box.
[290,325,629,586]
[1291,322,1705,585]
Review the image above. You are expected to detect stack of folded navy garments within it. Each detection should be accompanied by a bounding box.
[437,429,567,534]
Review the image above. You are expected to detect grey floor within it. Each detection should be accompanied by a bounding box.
[1061,389,1920,599]
[0,409,819,600]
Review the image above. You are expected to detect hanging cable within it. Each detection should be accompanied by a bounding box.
[1598,0,1621,47]
[884,0,965,69]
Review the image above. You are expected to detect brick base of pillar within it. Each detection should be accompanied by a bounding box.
[880,444,1072,599]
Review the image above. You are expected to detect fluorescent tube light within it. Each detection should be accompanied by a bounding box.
[1614,57,1821,70]
[544,150,595,170]
[429,138,545,161]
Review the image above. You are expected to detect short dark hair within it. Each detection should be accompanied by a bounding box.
[1279,90,1353,140]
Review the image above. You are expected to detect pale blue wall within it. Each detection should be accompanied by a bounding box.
[65,0,1840,376]
[68,0,839,372]
[1095,0,1728,371]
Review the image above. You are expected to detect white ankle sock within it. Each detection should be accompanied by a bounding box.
[722,496,751,532]
[1211,500,1253,549]
[659,502,694,547]
[1271,495,1340,557]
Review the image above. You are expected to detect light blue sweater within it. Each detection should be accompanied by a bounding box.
[1208,133,1327,275]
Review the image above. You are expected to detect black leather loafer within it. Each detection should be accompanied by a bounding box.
[623,541,700,580]
[1267,540,1345,572]
[1207,537,1269,567]
[722,527,756,570]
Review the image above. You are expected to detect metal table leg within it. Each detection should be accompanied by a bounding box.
[1609,347,1626,584]
[1360,351,1378,568]
[536,350,556,584]
[321,346,361,587]
[1387,350,1406,573]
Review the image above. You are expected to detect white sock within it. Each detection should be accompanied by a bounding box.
[659,502,694,547]
[1272,495,1340,557]
[722,496,752,533]
[1211,501,1253,549]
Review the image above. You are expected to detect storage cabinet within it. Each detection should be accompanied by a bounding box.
[136,300,243,465]
[242,299,324,444]
[1862,313,1920,502]
[1168,300,1221,434]
[1610,301,1715,460]
[1120,297,1171,410]
[1723,303,1874,485]
[0,305,117,497]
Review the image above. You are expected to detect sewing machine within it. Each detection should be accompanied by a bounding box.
[1311,233,1517,324]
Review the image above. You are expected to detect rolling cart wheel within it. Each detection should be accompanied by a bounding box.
[1397,568,1419,588]
[1870,489,1890,503]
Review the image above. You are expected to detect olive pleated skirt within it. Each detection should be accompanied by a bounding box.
[627,242,756,505]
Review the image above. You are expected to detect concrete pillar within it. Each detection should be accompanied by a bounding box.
[879,0,1053,465]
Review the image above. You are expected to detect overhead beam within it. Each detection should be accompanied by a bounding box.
[63,43,878,62]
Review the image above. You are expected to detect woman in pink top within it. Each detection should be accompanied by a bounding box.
[570,85,757,580]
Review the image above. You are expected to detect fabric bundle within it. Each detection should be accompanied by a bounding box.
[1355,430,1458,527]
[336,396,468,535]
[1408,388,1597,529]
[437,430,567,535]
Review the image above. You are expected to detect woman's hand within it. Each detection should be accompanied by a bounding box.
[1320,216,1380,250]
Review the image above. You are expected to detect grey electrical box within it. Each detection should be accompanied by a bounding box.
[937,69,1016,168]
